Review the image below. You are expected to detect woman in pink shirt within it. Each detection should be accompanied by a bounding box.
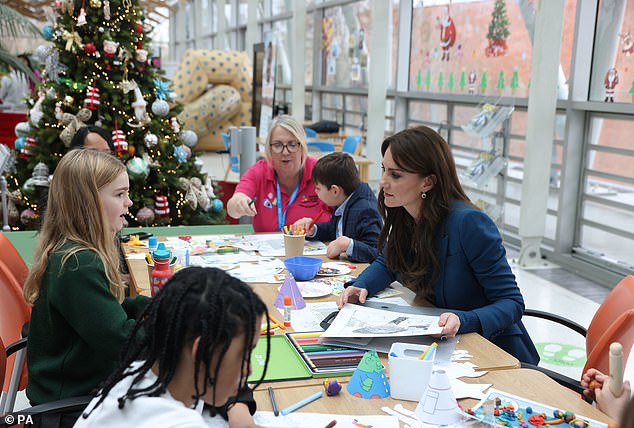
[227,115,331,232]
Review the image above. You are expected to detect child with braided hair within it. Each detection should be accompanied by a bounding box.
[74,267,271,428]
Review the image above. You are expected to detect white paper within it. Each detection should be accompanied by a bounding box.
[291,301,339,332]
[322,303,443,338]
[253,411,400,428]
[449,378,491,400]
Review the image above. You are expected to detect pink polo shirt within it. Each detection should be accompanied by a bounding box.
[235,157,332,232]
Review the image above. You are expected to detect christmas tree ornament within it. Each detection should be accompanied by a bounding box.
[0,190,20,227]
[14,122,31,138]
[46,88,57,99]
[194,158,204,172]
[35,44,52,63]
[54,102,64,120]
[90,0,102,7]
[151,99,170,117]
[179,177,209,210]
[103,0,110,20]
[604,68,619,102]
[43,49,67,82]
[153,78,172,100]
[14,138,26,151]
[144,133,158,148]
[84,85,101,110]
[62,30,83,52]
[209,198,223,213]
[135,48,148,63]
[168,92,178,102]
[22,178,35,191]
[31,162,50,187]
[154,195,170,219]
[135,207,154,225]
[42,24,55,41]
[103,39,119,70]
[59,108,92,146]
[173,145,188,163]
[84,43,97,54]
[21,137,37,158]
[62,0,74,14]
[20,208,37,228]
[180,130,198,147]
[128,145,136,156]
[29,96,45,126]
[112,123,129,156]
[170,117,180,133]
[131,86,147,121]
[126,157,150,180]
[181,145,191,160]
[77,3,87,26]
[63,95,74,106]
[134,22,144,33]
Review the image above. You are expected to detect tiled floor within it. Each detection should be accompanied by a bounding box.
[10,152,613,411]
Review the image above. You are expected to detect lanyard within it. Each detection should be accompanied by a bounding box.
[276,171,302,232]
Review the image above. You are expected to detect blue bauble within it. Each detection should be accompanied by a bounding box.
[42,25,55,41]
[210,199,223,213]
[14,137,26,151]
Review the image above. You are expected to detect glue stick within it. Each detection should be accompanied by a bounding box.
[283,295,292,327]
[609,342,624,397]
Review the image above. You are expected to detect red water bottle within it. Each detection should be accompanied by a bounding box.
[150,243,172,296]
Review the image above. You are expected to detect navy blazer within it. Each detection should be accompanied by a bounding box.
[311,183,382,263]
[347,202,539,365]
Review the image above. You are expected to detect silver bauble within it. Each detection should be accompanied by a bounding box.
[35,45,52,63]
[14,121,31,138]
[144,133,158,148]
[194,158,204,172]
[179,130,198,148]
[151,99,170,117]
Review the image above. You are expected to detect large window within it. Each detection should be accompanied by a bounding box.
[589,0,634,102]
[408,0,577,99]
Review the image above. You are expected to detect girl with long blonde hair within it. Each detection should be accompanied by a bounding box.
[24,150,149,426]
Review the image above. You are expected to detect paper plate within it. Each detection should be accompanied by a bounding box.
[317,262,352,276]
[278,281,332,298]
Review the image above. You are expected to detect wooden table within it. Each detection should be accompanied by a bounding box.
[254,369,614,424]
[123,233,518,372]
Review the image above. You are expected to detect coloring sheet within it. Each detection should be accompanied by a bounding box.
[322,303,443,338]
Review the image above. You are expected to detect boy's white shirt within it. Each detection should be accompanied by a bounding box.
[73,362,225,428]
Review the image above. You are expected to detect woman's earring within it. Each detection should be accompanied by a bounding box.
[421,192,427,199]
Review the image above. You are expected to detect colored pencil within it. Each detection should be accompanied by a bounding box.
[308,209,326,231]
[248,196,257,207]
[268,314,286,330]
[418,342,438,360]
[268,387,279,416]
[280,391,323,416]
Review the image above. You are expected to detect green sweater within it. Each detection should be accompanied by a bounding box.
[26,244,149,405]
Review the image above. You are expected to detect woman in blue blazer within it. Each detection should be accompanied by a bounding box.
[338,126,539,365]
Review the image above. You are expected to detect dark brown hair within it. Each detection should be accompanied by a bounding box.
[312,152,361,195]
[377,126,472,299]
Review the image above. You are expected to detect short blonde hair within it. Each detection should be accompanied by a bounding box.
[265,115,308,166]
[24,149,127,304]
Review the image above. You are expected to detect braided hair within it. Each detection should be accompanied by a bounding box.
[84,267,270,416]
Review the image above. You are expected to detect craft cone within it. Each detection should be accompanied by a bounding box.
[415,369,461,425]
[273,274,306,309]
[347,351,390,399]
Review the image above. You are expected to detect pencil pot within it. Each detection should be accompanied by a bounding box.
[388,342,435,401]
[283,234,305,258]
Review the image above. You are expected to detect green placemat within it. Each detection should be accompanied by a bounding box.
[248,334,312,383]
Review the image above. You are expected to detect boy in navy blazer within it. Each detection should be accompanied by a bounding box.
[293,152,382,263]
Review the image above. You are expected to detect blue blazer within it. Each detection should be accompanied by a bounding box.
[347,202,539,365]
[311,183,382,263]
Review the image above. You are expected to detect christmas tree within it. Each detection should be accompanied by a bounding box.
[6,0,225,230]
[485,0,510,57]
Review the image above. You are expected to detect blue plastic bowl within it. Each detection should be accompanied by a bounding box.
[284,256,323,281]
